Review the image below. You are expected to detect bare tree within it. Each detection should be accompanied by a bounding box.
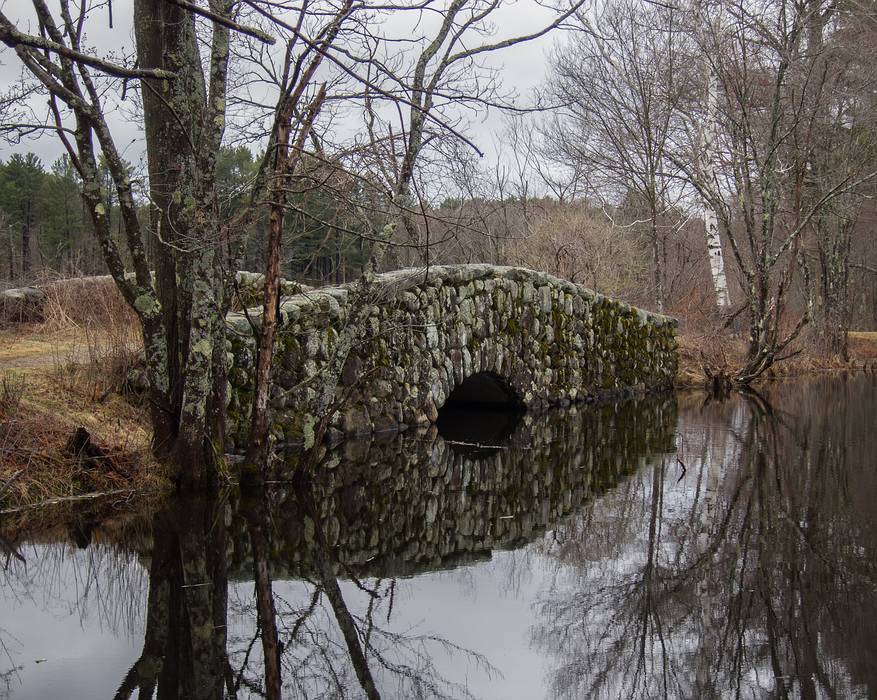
[287,0,590,458]
[803,2,877,358]
[672,0,876,382]
[542,0,686,312]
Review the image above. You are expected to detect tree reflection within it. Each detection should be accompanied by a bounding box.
[114,495,229,700]
[239,489,283,700]
[228,480,497,699]
[532,379,877,699]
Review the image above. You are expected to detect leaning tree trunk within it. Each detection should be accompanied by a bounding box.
[243,9,342,480]
[242,489,282,699]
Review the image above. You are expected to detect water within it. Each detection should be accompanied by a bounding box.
[1,374,875,699]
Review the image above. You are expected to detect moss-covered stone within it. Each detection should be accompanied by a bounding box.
[224,264,678,450]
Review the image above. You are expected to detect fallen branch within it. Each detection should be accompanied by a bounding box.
[0,487,138,516]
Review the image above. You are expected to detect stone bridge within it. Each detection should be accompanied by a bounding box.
[225,265,677,450]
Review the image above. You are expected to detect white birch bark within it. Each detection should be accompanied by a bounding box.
[694,2,732,308]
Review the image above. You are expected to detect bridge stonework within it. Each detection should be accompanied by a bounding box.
[224,264,677,450]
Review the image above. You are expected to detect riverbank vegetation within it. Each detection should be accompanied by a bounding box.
[0,284,167,510]
[0,0,875,494]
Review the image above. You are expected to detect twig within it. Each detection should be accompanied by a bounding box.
[0,469,24,503]
[0,487,138,516]
[443,438,512,450]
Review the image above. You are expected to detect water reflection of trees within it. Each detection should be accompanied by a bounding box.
[114,496,229,699]
[221,396,676,697]
[2,394,678,698]
[532,378,877,699]
[222,483,503,699]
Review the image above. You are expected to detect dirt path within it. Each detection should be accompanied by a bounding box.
[0,330,88,372]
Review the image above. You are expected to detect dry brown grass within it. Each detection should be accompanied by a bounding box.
[0,276,169,510]
[0,370,168,510]
[849,331,877,360]
[0,326,79,364]
[676,329,877,388]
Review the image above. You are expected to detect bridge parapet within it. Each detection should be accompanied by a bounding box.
[225,264,677,449]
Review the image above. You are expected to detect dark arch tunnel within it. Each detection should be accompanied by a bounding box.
[436,372,525,450]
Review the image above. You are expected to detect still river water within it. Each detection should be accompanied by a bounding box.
[1,374,876,699]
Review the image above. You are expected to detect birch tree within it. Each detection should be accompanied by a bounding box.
[672,0,876,382]
[690,0,732,309]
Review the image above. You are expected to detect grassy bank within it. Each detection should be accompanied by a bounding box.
[0,321,171,512]
[675,331,877,388]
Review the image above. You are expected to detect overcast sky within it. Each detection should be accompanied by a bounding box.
[0,1,565,176]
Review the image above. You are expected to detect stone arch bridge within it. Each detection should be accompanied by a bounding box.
[225,265,677,449]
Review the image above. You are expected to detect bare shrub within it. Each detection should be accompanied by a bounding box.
[0,372,24,414]
[515,205,648,298]
[40,274,134,330]
[36,275,143,400]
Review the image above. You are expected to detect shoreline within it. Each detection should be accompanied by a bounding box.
[2,324,876,514]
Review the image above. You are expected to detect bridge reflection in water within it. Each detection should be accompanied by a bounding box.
[234,393,676,580]
[3,376,877,699]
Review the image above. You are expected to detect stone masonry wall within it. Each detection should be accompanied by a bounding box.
[225,264,678,450]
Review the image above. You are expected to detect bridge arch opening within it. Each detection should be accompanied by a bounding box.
[436,372,524,449]
[443,371,523,409]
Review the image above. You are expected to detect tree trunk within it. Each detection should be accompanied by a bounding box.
[244,79,327,479]
[694,2,731,309]
[701,72,731,309]
[21,200,31,277]
[6,225,14,281]
[134,0,228,486]
[244,118,290,478]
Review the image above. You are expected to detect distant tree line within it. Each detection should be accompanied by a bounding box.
[0,152,94,279]
[1,147,371,287]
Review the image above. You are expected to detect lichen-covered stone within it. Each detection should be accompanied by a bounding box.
[225,264,678,448]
